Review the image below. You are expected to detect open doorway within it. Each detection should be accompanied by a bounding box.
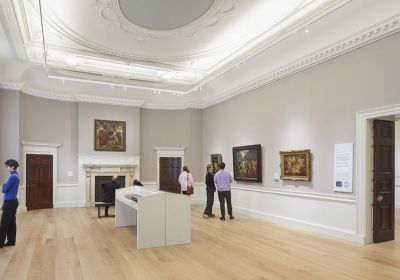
[356,105,400,244]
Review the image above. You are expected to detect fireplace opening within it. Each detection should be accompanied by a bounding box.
[95,176,126,202]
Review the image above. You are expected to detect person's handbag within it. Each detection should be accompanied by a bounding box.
[186,174,194,195]
[186,185,194,195]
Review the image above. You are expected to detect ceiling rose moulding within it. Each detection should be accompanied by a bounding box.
[31,0,350,89]
[28,0,233,62]
[29,0,331,63]
[202,13,400,108]
[91,0,231,38]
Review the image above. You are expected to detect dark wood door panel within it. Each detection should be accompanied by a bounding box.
[159,157,181,194]
[26,154,53,210]
[373,120,395,243]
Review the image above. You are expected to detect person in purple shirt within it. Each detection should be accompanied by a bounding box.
[214,162,234,220]
[0,159,20,248]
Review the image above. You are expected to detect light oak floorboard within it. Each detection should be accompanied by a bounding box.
[1,206,400,279]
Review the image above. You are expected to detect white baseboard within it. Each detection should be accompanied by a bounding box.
[17,206,27,213]
[54,200,85,208]
[233,205,362,243]
[56,182,79,188]
[192,185,360,243]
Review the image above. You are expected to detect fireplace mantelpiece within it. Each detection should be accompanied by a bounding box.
[79,155,140,206]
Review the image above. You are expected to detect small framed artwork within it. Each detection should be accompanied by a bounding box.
[280,149,311,181]
[210,154,222,174]
[232,144,262,183]
[94,119,126,151]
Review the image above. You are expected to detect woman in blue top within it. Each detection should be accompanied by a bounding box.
[0,159,20,248]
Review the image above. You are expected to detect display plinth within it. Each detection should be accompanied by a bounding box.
[115,186,191,249]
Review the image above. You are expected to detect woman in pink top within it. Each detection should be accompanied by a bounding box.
[178,166,193,195]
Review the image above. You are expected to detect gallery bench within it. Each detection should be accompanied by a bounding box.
[94,202,114,218]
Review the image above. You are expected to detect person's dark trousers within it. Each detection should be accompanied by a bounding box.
[218,190,232,218]
[204,189,215,215]
[0,199,19,247]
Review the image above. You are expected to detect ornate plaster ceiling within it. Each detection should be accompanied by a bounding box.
[1,0,400,109]
[6,0,347,93]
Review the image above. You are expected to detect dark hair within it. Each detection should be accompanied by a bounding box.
[183,166,190,173]
[219,162,225,169]
[133,179,143,186]
[5,159,19,170]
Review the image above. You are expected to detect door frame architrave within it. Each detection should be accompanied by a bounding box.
[21,141,60,212]
[356,104,400,244]
[154,147,186,189]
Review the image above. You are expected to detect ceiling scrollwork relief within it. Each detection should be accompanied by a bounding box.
[90,0,235,40]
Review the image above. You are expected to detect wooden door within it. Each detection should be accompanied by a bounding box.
[373,120,395,243]
[26,154,53,210]
[159,157,181,194]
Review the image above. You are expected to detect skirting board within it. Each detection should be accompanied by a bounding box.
[54,200,86,208]
[194,184,361,243]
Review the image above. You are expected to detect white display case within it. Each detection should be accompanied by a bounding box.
[115,186,191,249]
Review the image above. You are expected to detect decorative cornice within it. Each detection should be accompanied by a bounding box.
[0,81,24,90]
[20,86,144,107]
[203,14,400,108]
[0,0,27,60]
[75,94,144,107]
[22,141,61,148]
[153,147,186,152]
[141,101,203,110]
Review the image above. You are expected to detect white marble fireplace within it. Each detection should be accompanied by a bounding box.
[79,155,140,206]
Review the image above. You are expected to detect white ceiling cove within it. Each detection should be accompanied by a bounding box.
[0,0,400,108]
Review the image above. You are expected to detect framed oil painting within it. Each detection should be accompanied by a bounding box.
[280,149,311,181]
[232,144,262,183]
[94,119,126,151]
[210,154,222,174]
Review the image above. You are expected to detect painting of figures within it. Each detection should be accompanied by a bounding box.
[210,154,222,174]
[280,149,311,181]
[232,144,262,182]
[95,119,126,151]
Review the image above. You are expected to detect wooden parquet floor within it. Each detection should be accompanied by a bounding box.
[1,205,400,280]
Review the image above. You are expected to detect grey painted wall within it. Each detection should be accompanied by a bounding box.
[202,32,400,194]
[78,103,140,156]
[140,108,203,181]
[20,94,79,183]
[0,89,19,182]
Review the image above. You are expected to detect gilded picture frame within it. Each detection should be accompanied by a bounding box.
[210,154,222,174]
[280,149,311,181]
[232,144,262,183]
[94,119,126,151]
